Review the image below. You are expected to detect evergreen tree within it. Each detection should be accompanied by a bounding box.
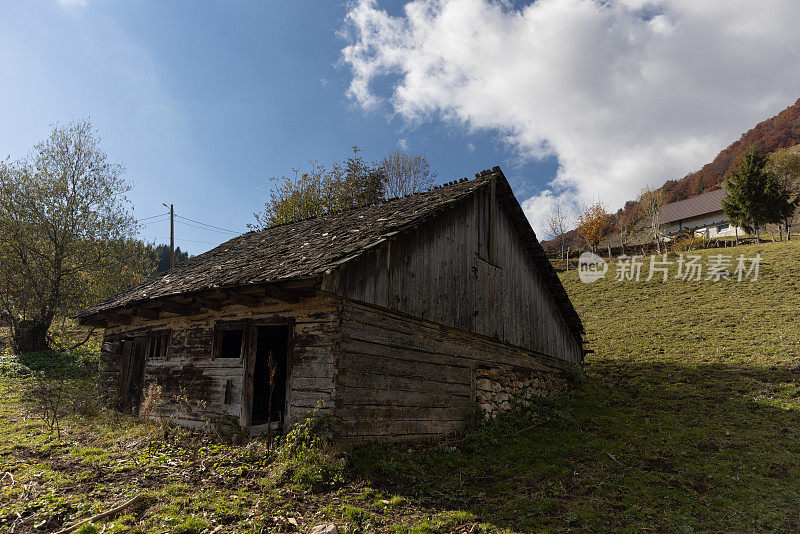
[722,146,797,243]
[148,244,190,272]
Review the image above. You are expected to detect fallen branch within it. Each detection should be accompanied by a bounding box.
[54,495,143,534]
[605,451,623,467]
[210,526,223,533]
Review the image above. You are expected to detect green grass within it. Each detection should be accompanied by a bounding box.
[2,240,800,532]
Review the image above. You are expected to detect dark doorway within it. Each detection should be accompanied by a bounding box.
[119,337,146,413]
[251,325,290,426]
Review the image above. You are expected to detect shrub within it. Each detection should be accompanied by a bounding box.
[272,406,347,491]
[672,234,709,251]
[562,362,583,386]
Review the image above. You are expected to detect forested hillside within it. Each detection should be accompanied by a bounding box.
[660,98,800,203]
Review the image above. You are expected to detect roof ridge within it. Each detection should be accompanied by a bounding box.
[256,172,495,232]
[77,167,511,320]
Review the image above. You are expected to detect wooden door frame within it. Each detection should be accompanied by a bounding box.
[240,319,295,429]
[118,339,133,411]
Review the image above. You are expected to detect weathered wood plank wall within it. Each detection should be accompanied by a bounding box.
[100,295,341,429]
[322,186,582,363]
[334,300,569,442]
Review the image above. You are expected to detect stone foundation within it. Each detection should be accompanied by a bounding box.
[475,366,566,418]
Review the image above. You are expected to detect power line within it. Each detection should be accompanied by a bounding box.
[136,212,170,222]
[174,218,240,235]
[138,216,170,228]
[141,235,220,245]
[174,213,241,234]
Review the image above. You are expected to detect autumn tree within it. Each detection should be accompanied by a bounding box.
[576,202,613,252]
[545,203,569,262]
[0,120,153,354]
[340,146,386,209]
[380,150,436,198]
[637,187,666,253]
[766,147,800,239]
[251,147,385,229]
[722,146,797,243]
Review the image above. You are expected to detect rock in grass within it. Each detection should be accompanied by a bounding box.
[310,523,338,534]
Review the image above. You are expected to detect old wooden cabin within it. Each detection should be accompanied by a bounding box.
[78,168,584,442]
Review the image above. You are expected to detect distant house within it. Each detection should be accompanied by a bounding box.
[78,168,584,443]
[659,188,742,239]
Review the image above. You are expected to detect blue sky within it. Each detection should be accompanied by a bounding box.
[0,0,555,254]
[4,0,800,254]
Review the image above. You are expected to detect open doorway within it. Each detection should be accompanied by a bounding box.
[251,325,290,426]
[119,337,146,413]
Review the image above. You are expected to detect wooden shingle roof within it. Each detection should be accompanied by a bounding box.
[79,168,583,339]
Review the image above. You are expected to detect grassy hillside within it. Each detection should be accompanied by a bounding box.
[2,241,800,532]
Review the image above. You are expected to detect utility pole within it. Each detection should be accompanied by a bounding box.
[163,203,175,269]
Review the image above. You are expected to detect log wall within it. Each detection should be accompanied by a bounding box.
[334,300,570,442]
[100,295,341,429]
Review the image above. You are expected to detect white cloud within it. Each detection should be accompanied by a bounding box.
[57,0,87,7]
[398,137,409,150]
[341,0,800,234]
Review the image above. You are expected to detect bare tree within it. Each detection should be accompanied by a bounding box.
[637,187,665,253]
[380,151,436,198]
[545,204,569,262]
[616,209,635,255]
[30,372,66,439]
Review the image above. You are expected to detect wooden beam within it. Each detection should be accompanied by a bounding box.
[224,291,261,307]
[265,286,299,303]
[161,301,203,316]
[132,307,160,319]
[107,312,132,325]
[488,176,496,264]
[279,278,318,291]
[192,295,223,311]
